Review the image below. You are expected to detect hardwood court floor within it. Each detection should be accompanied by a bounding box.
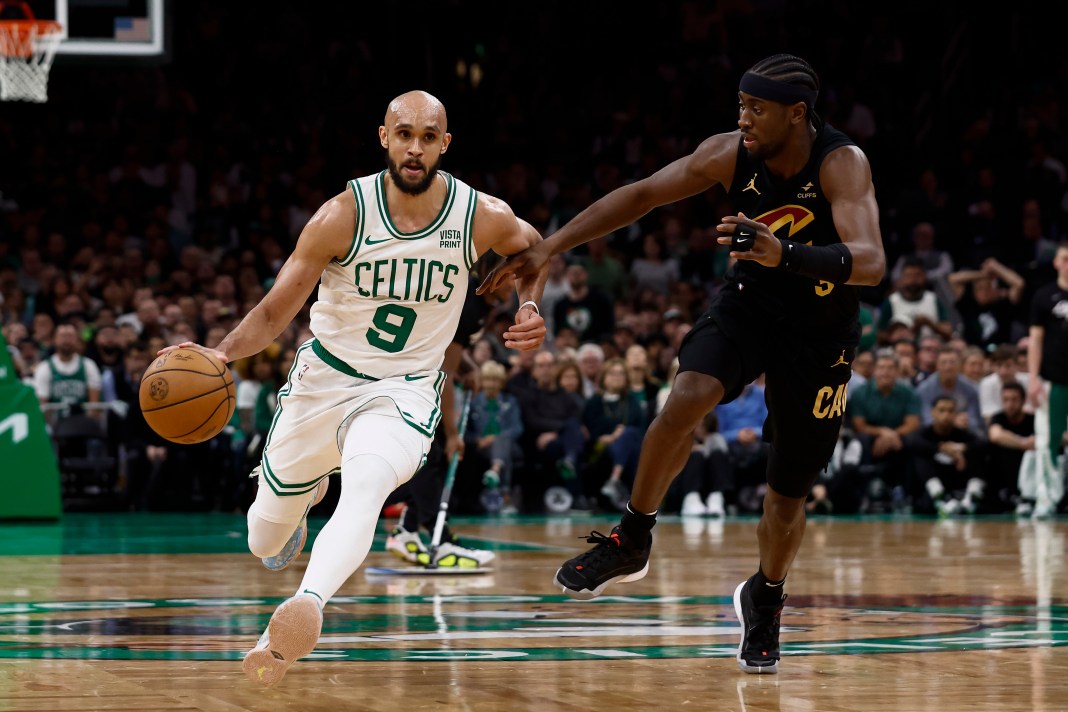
[0,513,1065,711]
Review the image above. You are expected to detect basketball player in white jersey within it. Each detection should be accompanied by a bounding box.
[159,91,548,686]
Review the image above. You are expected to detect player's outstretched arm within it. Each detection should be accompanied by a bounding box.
[476,134,735,295]
[158,191,354,363]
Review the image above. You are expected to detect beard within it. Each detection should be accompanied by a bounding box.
[386,153,441,196]
[744,138,779,162]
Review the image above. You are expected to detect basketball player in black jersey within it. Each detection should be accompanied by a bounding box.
[478,54,885,673]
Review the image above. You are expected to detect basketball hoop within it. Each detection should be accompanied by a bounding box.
[0,13,62,103]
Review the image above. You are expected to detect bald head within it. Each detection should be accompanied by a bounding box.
[380,90,451,196]
[384,90,447,133]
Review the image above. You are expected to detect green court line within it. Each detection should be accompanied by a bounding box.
[0,512,1035,556]
[0,513,559,556]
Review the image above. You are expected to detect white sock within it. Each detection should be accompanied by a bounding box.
[296,453,398,604]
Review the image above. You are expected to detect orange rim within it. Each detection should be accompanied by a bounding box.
[0,20,62,58]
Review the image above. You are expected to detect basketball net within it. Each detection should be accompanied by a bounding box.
[0,19,62,103]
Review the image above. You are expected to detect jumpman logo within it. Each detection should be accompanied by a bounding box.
[743,174,761,195]
[831,350,851,368]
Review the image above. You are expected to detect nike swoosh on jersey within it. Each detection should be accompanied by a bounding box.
[364,235,391,245]
[404,374,430,381]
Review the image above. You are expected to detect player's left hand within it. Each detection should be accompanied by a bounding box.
[503,306,546,351]
[716,213,782,268]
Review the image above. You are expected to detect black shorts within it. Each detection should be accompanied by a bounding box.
[677,288,857,497]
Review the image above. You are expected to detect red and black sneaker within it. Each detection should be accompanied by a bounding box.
[553,526,650,600]
[733,575,787,674]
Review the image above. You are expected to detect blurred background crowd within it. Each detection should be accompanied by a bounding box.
[1,1,1066,518]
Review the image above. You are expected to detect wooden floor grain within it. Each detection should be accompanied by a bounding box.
[1,515,1065,711]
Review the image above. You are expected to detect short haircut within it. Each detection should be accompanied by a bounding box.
[892,338,916,353]
[989,344,1017,364]
[576,343,604,362]
[1002,381,1025,399]
[901,255,926,271]
[932,395,956,410]
[874,350,899,367]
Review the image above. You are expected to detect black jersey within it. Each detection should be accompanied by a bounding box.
[1029,281,1068,384]
[724,124,860,345]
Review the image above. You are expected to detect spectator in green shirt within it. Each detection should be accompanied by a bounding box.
[850,351,922,498]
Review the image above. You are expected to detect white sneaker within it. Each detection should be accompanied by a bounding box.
[962,478,984,513]
[600,479,630,511]
[432,541,495,568]
[242,594,323,687]
[681,491,707,516]
[1032,501,1054,520]
[385,526,428,564]
[936,498,961,517]
[706,491,726,518]
[1015,501,1034,517]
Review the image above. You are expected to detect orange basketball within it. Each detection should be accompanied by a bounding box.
[139,348,236,444]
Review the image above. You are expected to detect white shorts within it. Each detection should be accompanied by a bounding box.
[251,339,442,523]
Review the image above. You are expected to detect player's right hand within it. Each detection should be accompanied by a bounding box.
[445,431,465,461]
[1028,379,1044,407]
[717,213,781,267]
[476,241,551,295]
[156,342,230,364]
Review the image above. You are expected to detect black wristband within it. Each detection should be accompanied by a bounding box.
[777,240,853,283]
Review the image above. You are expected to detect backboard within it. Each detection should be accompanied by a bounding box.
[20,0,166,57]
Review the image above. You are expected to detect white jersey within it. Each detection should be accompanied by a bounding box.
[310,171,479,379]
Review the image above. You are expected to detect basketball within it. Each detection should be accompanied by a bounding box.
[139,348,236,445]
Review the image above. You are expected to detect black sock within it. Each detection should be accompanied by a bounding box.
[421,521,453,544]
[751,568,786,606]
[620,502,657,546]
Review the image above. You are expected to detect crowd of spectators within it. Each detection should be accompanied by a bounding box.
[2,3,1067,517]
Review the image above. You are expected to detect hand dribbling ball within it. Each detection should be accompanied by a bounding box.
[139,348,236,444]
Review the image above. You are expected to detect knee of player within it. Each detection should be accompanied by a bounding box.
[247,540,276,559]
[247,529,286,559]
[659,384,723,430]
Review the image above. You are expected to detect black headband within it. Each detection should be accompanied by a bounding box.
[739,72,817,108]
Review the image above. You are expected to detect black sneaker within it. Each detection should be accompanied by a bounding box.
[553,526,650,600]
[733,576,786,674]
